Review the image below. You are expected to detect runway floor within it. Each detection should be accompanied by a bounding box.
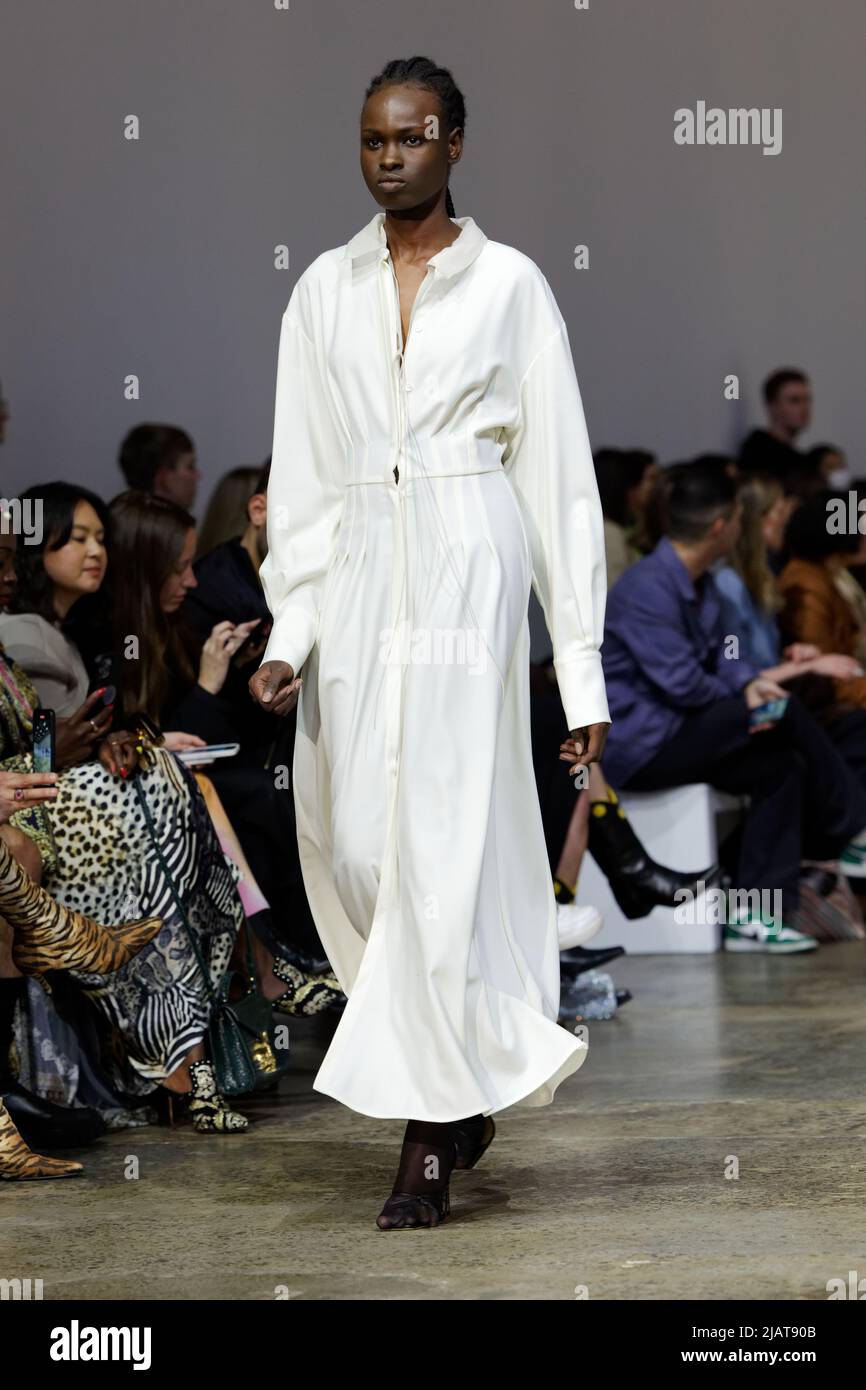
[3,943,865,1301]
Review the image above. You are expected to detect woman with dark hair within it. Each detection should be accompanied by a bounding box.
[248,55,614,1229]
[594,448,657,587]
[195,465,262,559]
[104,489,343,1014]
[0,483,252,1133]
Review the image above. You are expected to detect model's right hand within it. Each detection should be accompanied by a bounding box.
[248,660,301,717]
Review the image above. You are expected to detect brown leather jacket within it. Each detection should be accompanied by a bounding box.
[778,558,866,708]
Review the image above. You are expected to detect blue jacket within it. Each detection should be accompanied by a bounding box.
[601,538,759,785]
[713,563,782,668]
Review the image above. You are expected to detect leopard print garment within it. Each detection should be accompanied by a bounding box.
[42,748,244,1094]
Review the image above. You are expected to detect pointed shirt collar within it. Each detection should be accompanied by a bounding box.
[343,212,487,278]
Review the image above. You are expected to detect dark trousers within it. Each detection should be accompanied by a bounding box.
[529,672,576,877]
[206,762,326,957]
[821,707,866,788]
[624,694,866,918]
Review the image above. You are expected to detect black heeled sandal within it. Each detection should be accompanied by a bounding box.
[453,1113,496,1170]
[377,1186,451,1228]
[376,1120,458,1230]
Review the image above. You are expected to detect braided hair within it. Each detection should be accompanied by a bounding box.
[364,56,466,217]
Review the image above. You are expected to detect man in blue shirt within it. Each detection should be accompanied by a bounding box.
[601,461,866,951]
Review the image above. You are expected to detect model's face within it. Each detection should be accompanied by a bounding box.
[160,527,198,612]
[360,84,461,214]
[0,531,16,609]
[769,381,812,435]
[154,451,201,510]
[44,500,107,602]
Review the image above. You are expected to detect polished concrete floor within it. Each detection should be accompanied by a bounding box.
[2,943,865,1301]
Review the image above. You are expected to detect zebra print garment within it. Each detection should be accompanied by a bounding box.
[42,748,243,1092]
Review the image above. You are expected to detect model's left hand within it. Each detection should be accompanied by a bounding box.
[559,723,610,778]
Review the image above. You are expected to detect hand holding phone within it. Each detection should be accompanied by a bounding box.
[0,768,59,824]
[748,696,789,732]
[32,707,56,772]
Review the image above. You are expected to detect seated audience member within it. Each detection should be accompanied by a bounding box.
[0,482,334,1132]
[778,491,866,708]
[739,368,811,483]
[0,755,162,1182]
[714,475,866,784]
[106,489,332,974]
[186,461,273,647]
[0,485,250,1128]
[601,461,866,952]
[183,461,289,773]
[808,444,848,488]
[118,423,202,512]
[714,475,800,667]
[593,448,657,588]
[195,464,264,560]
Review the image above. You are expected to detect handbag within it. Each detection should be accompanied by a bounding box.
[131,773,263,1097]
[223,927,290,1090]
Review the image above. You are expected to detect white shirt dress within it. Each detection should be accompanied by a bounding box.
[259,211,610,1122]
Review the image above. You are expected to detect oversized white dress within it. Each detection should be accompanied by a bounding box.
[259,211,610,1122]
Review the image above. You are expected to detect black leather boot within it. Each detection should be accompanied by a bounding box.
[560,944,626,974]
[588,787,722,920]
[0,978,105,1150]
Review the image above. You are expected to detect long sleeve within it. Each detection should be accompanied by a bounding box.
[502,321,610,731]
[259,292,346,676]
[0,614,89,716]
[164,681,238,745]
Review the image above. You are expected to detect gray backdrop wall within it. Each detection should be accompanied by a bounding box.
[3,0,863,527]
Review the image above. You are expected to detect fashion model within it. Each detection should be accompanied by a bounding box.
[249,55,611,1228]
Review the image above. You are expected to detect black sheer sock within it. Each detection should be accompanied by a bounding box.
[376,1119,458,1230]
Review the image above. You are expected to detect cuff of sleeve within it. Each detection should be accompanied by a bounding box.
[261,604,317,676]
[553,650,611,731]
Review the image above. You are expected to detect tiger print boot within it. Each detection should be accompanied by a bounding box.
[187,1060,248,1134]
[0,837,162,987]
[0,1098,83,1181]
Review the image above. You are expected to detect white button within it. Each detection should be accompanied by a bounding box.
[405,384,414,393]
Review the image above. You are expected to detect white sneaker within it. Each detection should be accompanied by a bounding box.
[557,902,604,950]
[723,918,817,954]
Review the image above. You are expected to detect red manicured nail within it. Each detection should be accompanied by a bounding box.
[120,768,128,779]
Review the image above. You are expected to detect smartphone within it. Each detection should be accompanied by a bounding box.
[235,622,271,663]
[176,743,241,765]
[32,707,56,772]
[748,696,789,730]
